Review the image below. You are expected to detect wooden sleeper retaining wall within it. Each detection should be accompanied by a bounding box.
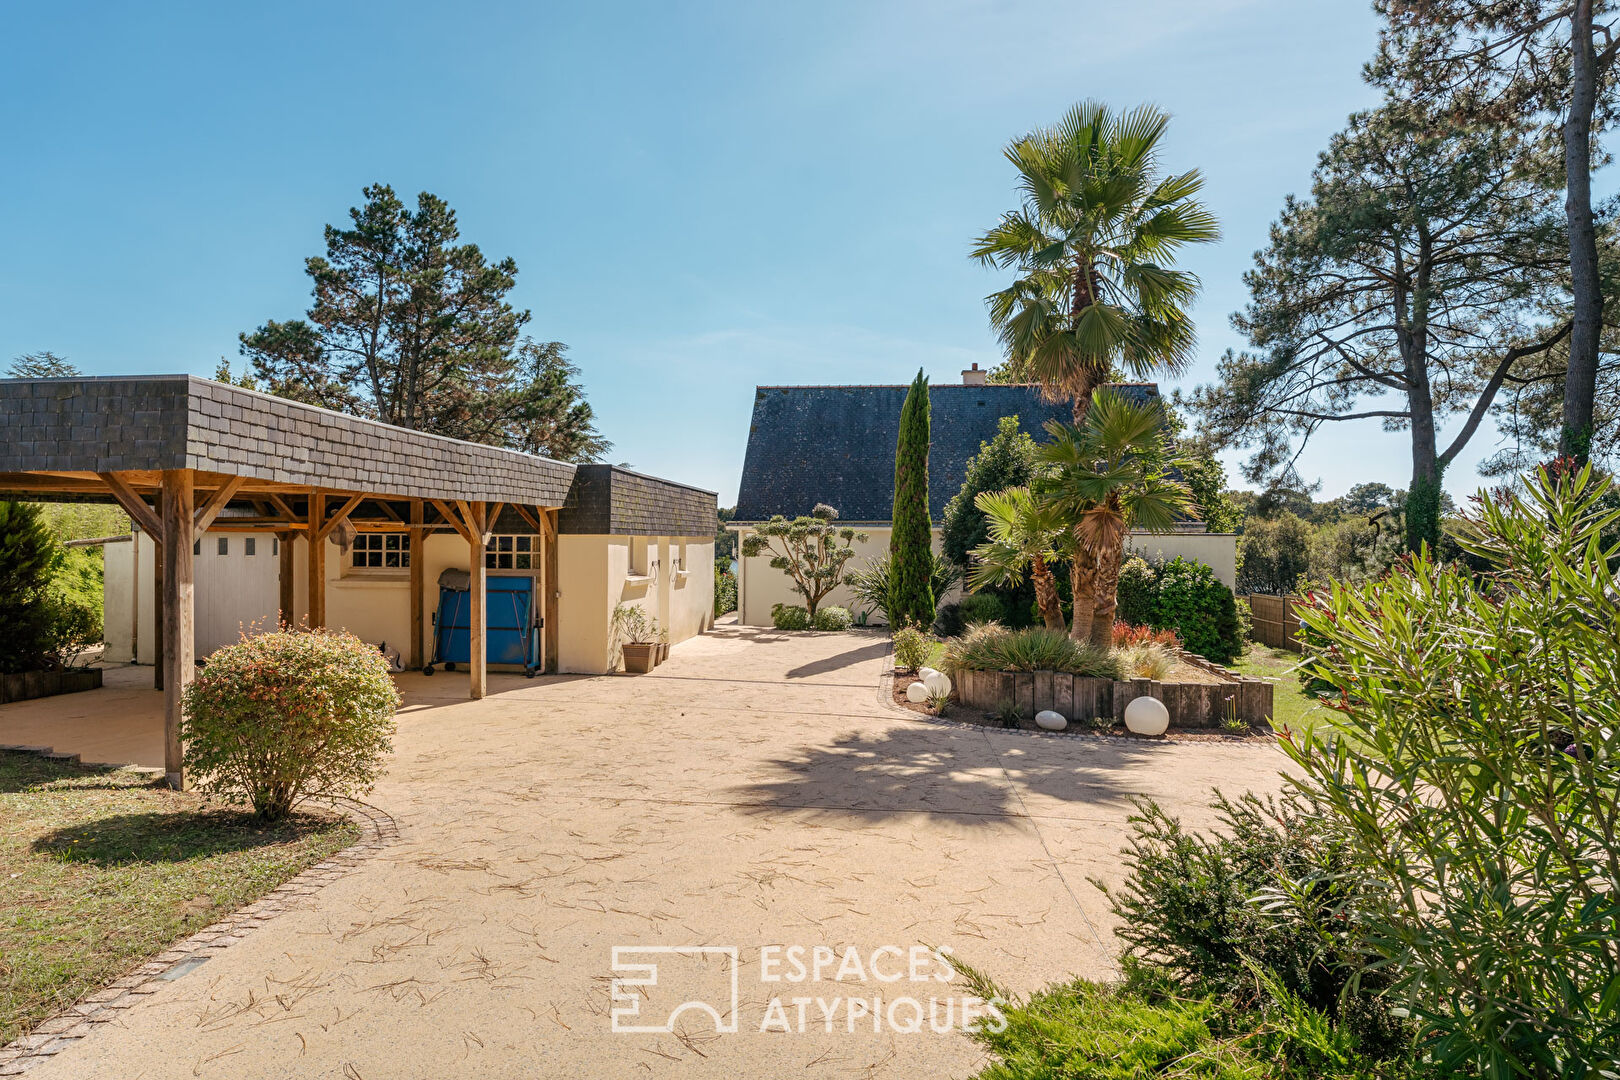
[953,665,1272,729]
[0,668,103,705]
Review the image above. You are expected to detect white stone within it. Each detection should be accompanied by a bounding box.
[918,667,941,683]
[905,681,931,703]
[1034,710,1067,731]
[922,669,951,697]
[1124,695,1170,736]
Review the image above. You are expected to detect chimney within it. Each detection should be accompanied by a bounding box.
[961,362,987,386]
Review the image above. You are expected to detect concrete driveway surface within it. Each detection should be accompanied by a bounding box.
[18,625,1289,1079]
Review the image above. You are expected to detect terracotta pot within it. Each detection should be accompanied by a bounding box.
[622,643,657,674]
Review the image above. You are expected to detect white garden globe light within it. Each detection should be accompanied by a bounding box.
[906,681,930,703]
[1034,710,1067,731]
[1124,696,1170,736]
[922,669,951,697]
[918,667,941,683]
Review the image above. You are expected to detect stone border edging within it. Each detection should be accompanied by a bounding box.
[0,780,398,1077]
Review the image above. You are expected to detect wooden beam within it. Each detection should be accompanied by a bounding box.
[468,501,487,700]
[409,500,424,670]
[307,491,326,628]
[193,475,246,533]
[317,494,365,542]
[98,472,162,538]
[513,503,542,534]
[377,500,403,523]
[152,492,164,692]
[161,470,194,789]
[544,508,559,674]
[484,503,504,543]
[278,531,296,628]
[432,500,473,543]
[266,493,299,522]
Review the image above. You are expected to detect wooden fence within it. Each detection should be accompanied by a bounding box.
[1246,593,1302,652]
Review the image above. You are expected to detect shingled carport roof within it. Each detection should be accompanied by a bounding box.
[733,382,1161,523]
[0,375,578,504]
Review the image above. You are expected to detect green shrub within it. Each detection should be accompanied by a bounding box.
[1094,792,1409,1058]
[0,501,65,673]
[713,566,737,617]
[180,629,400,821]
[847,552,962,626]
[891,625,932,671]
[1285,465,1620,1075]
[770,603,810,630]
[40,591,100,668]
[1115,555,1158,627]
[944,624,1121,679]
[1118,556,1243,664]
[957,592,1007,626]
[811,605,852,630]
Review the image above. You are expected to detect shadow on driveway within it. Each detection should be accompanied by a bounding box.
[784,640,893,680]
[728,722,1158,824]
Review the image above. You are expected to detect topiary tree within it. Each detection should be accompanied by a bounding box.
[180,628,400,820]
[741,504,868,619]
[0,501,63,673]
[888,369,934,628]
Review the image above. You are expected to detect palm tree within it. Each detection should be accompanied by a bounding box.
[967,487,1070,631]
[971,101,1219,422]
[1039,390,1193,646]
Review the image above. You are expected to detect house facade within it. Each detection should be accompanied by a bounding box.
[728,367,1237,627]
[0,375,715,785]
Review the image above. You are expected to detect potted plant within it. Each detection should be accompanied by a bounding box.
[613,605,658,673]
[656,626,670,664]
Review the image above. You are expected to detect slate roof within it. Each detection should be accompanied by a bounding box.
[559,464,717,537]
[0,376,713,535]
[733,382,1161,524]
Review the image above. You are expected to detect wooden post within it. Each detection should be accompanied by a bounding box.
[543,508,559,674]
[153,487,165,691]
[160,470,194,789]
[409,500,424,669]
[278,530,296,628]
[468,502,487,699]
[307,491,326,628]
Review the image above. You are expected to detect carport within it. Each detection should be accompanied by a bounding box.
[0,375,576,788]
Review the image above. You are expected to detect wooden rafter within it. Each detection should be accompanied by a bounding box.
[513,504,543,534]
[265,493,300,522]
[317,494,365,541]
[193,476,247,533]
[97,472,162,537]
[431,499,473,543]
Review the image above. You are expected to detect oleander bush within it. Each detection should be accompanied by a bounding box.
[944,624,1121,679]
[180,628,400,821]
[811,605,853,630]
[770,603,811,631]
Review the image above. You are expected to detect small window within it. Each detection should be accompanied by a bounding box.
[484,534,534,570]
[193,539,200,555]
[245,537,257,557]
[272,536,279,555]
[352,532,410,570]
[217,537,229,556]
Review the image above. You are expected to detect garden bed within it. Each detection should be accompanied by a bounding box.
[0,668,102,705]
[950,656,1273,730]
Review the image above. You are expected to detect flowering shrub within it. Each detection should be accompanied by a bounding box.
[1112,622,1180,649]
[180,628,400,821]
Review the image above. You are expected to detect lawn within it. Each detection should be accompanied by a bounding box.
[0,751,358,1044]
[1231,644,1329,738]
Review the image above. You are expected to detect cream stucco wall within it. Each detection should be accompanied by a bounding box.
[107,527,715,678]
[731,526,963,628]
[557,535,715,674]
[731,525,1238,628]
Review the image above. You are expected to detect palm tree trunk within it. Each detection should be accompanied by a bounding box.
[1089,536,1123,649]
[1069,544,1097,642]
[1031,555,1066,631]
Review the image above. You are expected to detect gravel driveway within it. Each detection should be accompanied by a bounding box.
[21,625,1289,1080]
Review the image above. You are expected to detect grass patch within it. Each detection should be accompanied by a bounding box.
[1232,645,1328,738]
[0,751,358,1044]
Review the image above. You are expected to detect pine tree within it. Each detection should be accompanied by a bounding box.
[888,369,934,628]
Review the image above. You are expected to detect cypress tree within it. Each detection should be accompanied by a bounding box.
[888,369,934,628]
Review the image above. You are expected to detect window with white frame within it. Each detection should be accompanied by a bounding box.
[352,531,410,570]
[484,534,535,571]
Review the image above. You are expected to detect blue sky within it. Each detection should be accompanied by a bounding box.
[4,0,1511,506]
